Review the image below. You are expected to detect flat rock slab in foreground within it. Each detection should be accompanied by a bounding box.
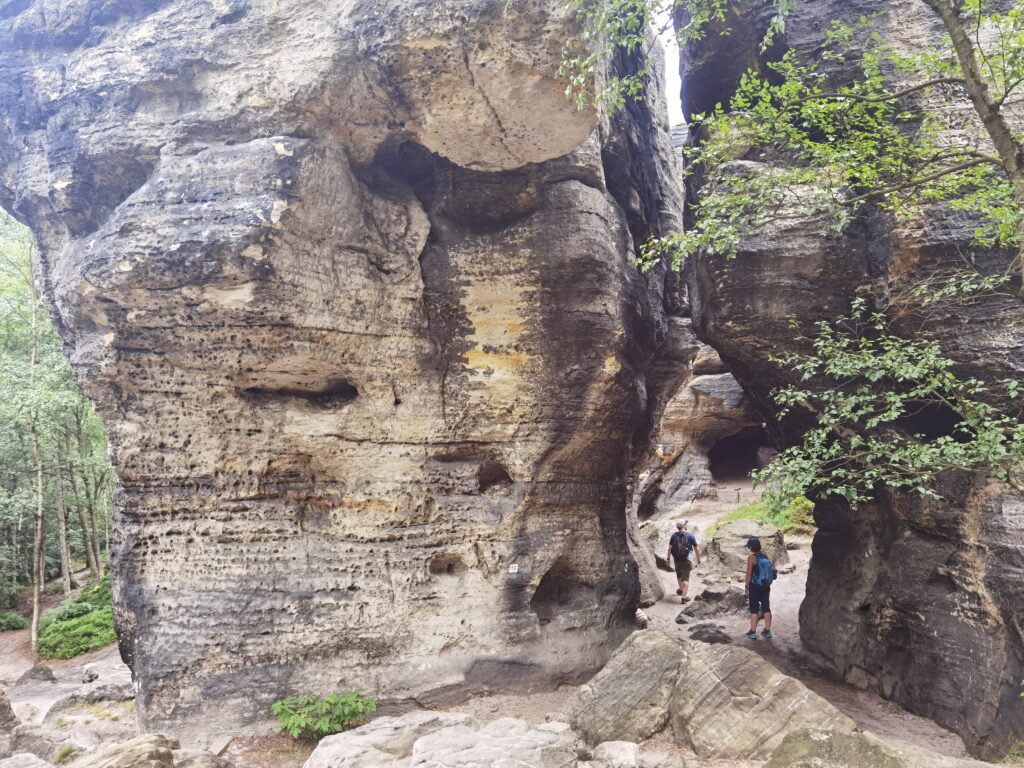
[765,729,997,768]
[566,631,856,761]
[303,711,576,768]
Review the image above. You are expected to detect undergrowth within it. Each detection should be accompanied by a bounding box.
[707,496,815,538]
[271,691,377,741]
[38,575,116,659]
[0,612,27,631]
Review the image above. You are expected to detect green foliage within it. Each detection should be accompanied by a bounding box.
[53,745,81,764]
[271,691,377,741]
[755,298,1024,511]
[38,605,117,659]
[76,575,111,607]
[44,581,65,596]
[40,598,96,631]
[706,496,815,538]
[0,612,28,631]
[559,0,792,113]
[998,738,1024,764]
[0,209,114,609]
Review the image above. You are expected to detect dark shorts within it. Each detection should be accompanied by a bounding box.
[748,583,771,614]
[674,559,692,581]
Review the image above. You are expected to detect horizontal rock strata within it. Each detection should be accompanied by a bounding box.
[0,0,698,739]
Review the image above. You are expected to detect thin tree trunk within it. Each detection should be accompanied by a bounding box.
[920,0,1024,270]
[27,287,43,663]
[67,456,99,579]
[54,444,72,596]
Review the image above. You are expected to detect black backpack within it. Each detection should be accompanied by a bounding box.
[670,531,694,561]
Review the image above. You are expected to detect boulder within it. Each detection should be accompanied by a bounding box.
[566,631,686,745]
[81,666,99,685]
[15,666,54,685]
[0,691,18,759]
[0,756,53,768]
[703,520,788,583]
[567,632,855,761]
[10,727,58,764]
[670,642,856,760]
[303,713,575,768]
[45,684,135,721]
[68,735,177,768]
[590,742,639,768]
[686,624,731,645]
[304,711,475,767]
[764,729,994,768]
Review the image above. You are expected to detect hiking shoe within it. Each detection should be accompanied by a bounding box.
[676,589,682,595]
[743,630,757,640]
[680,596,689,604]
[761,630,773,639]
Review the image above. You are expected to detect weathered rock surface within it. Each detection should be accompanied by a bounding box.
[304,712,576,768]
[703,519,788,584]
[0,756,53,768]
[64,734,230,768]
[0,0,695,737]
[566,631,855,760]
[681,0,1024,757]
[0,691,18,759]
[765,728,995,768]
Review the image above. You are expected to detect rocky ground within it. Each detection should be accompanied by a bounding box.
[3,496,1019,767]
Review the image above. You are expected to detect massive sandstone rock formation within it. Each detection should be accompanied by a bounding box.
[0,0,711,738]
[680,0,1024,759]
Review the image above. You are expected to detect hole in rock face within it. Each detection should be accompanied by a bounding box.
[239,379,358,406]
[478,461,513,494]
[530,560,591,626]
[708,426,771,483]
[896,401,965,442]
[429,553,467,576]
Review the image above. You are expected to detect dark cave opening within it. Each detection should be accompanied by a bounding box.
[428,553,467,576]
[708,426,771,483]
[478,461,513,494]
[530,560,589,626]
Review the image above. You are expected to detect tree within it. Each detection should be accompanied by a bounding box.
[564,0,1024,507]
[0,210,115,617]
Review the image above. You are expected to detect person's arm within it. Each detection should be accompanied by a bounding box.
[667,533,675,563]
[694,544,702,566]
[690,534,701,566]
[744,554,754,593]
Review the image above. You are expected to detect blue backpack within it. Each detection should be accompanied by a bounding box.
[751,552,776,586]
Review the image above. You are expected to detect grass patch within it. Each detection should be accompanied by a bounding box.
[707,496,816,538]
[999,740,1024,765]
[0,612,28,631]
[54,745,81,764]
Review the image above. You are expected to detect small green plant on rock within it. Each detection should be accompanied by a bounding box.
[271,691,377,741]
[54,745,81,764]
[0,612,28,631]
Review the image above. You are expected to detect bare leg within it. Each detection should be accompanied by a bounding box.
[749,612,759,632]
[680,579,690,599]
[764,611,772,631]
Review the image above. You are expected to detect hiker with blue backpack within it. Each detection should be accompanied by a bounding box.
[743,537,776,640]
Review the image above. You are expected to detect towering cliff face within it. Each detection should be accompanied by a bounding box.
[0,0,688,737]
[681,0,1024,758]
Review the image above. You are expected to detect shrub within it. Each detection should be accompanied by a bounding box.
[39,605,117,659]
[40,599,94,631]
[44,582,65,596]
[0,612,28,631]
[707,496,816,538]
[271,691,377,741]
[75,575,111,607]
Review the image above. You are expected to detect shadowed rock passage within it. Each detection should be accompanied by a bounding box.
[0,0,692,738]
[679,0,1024,758]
